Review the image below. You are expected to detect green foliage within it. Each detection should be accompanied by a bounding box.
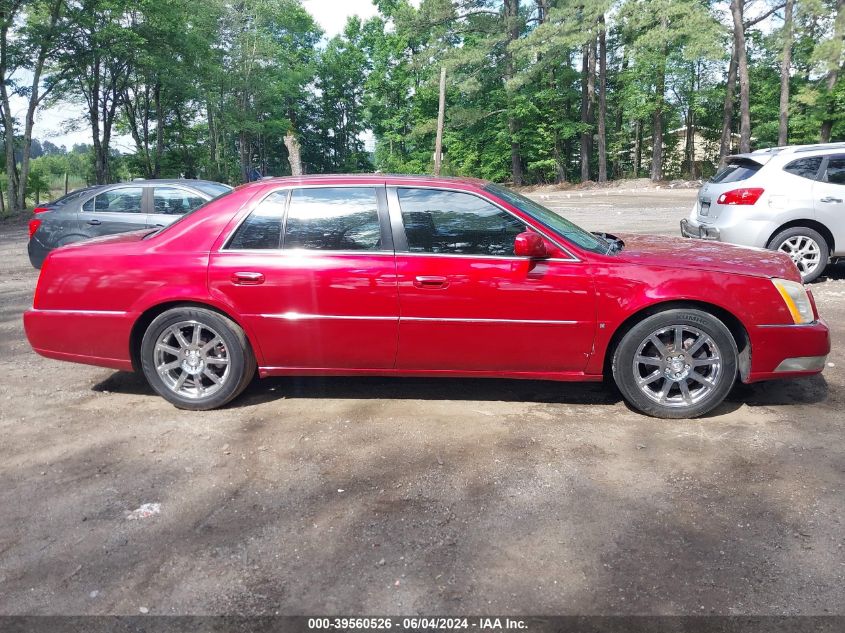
[4,0,845,192]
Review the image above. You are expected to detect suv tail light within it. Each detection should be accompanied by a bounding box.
[32,206,50,214]
[716,188,764,205]
[28,218,42,239]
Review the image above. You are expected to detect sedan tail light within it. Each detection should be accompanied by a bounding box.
[32,206,50,214]
[716,188,764,205]
[28,218,42,239]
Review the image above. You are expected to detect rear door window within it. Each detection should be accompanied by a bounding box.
[284,187,382,251]
[823,156,845,185]
[783,157,823,180]
[710,160,762,183]
[152,187,207,215]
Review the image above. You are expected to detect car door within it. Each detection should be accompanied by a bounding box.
[147,186,209,228]
[814,154,845,255]
[77,186,147,237]
[208,185,399,369]
[389,186,597,373]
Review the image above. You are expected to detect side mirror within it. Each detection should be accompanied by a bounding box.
[514,231,548,258]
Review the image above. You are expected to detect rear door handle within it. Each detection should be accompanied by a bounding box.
[87,219,101,225]
[231,271,265,285]
[413,275,449,289]
[820,196,842,203]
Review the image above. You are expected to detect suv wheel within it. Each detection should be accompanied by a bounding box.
[612,309,738,419]
[140,307,256,410]
[768,227,829,283]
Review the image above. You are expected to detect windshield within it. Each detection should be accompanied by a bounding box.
[143,189,235,239]
[484,183,610,254]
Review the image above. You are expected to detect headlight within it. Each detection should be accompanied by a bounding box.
[772,278,814,324]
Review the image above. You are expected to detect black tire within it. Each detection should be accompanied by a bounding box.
[767,226,829,283]
[612,309,738,419]
[140,307,256,410]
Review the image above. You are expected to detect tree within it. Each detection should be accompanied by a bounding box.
[0,0,64,214]
[53,0,142,184]
[314,17,372,173]
[779,0,794,145]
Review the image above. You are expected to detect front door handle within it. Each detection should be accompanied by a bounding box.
[413,275,449,289]
[820,196,843,203]
[87,219,101,225]
[231,271,265,285]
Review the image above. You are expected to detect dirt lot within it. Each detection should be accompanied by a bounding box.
[0,187,843,616]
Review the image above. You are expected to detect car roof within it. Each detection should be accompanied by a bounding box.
[750,142,845,158]
[119,179,230,187]
[243,173,490,190]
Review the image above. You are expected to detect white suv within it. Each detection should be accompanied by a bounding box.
[681,142,845,282]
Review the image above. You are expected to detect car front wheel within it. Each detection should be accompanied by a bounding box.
[140,307,256,410]
[612,309,738,419]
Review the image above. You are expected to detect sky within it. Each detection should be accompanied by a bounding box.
[12,0,381,151]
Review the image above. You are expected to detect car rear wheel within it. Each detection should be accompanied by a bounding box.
[612,309,738,419]
[140,307,255,410]
[767,227,829,283]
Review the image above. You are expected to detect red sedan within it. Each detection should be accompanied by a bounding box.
[24,175,830,418]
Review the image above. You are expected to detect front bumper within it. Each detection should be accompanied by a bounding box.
[746,319,830,382]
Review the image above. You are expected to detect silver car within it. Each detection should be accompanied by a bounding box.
[681,142,845,282]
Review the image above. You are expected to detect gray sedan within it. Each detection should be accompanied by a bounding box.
[28,179,231,268]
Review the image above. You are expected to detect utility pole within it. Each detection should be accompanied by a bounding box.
[434,67,446,176]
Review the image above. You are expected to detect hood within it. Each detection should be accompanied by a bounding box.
[614,233,801,281]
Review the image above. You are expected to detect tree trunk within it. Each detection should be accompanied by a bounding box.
[597,15,607,183]
[719,40,738,166]
[153,81,163,178]
[580,38,595,182]
[778,0,794,146]
[0,13,20,214]
[730,0,751,152]
[284,131,302,176]
[820,0,845,142]
[504,0,522,185]
[651,23,667,183]
[633,120,641,177]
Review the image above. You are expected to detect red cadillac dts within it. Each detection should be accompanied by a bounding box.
[24,175,830,418]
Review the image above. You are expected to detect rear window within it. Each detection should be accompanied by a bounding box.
[52,187,98,206]
[191,181,233,197]
[227,191,287,250]
[710,159,762,183]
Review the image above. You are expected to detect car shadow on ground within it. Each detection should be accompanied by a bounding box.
[92,371,830,416]
[93,371,621,406]
[818,259,845,281]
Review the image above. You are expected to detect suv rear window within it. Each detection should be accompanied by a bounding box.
[783,157,823,180]
[710,159,762,183]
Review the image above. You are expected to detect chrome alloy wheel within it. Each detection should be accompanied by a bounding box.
[153,320,230,399]
[633,325,723,408]
[778,235,821,276]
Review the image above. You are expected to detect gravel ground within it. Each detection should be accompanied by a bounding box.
[0,188,843,616]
